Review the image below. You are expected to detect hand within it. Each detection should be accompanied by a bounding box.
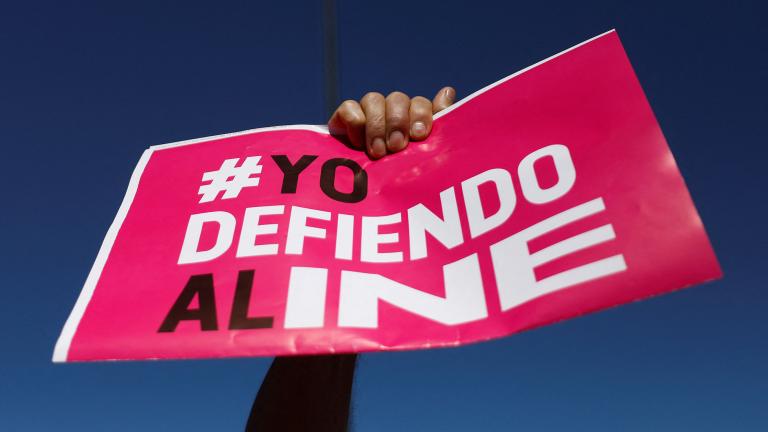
[328,86,456,159]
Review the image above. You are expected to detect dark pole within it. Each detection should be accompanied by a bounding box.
[245,1,357,430]
[322,0,340,118]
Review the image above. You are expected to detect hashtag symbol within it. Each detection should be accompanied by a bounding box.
[198,156,263,203]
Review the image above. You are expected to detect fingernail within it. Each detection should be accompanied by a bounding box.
[371,137,386,158]
[411,122,427,138]
[387,130,406,151]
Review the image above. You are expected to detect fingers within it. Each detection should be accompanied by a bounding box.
[432,86,456,113]
[328,86,456,159]
[409,96,433,141]
[328,100,366,149]
[360,92,387,159]
[385,91,410,153]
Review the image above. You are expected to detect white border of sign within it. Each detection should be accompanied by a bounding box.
[52,29,616,363]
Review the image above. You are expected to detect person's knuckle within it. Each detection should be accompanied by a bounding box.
[340,99,358,111]
[367,113,385,130]
[347,114,365,127]
[387,112,407,126]
[386,91,409,102]
[362,91,384,104]
[342,110,364,126]
[411,97,432,115]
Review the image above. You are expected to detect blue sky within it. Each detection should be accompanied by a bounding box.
[1,1,766,430]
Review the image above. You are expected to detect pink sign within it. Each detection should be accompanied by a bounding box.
[53,30,721,362]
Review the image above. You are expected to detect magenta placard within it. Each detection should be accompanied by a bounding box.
[53,30,721,362]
